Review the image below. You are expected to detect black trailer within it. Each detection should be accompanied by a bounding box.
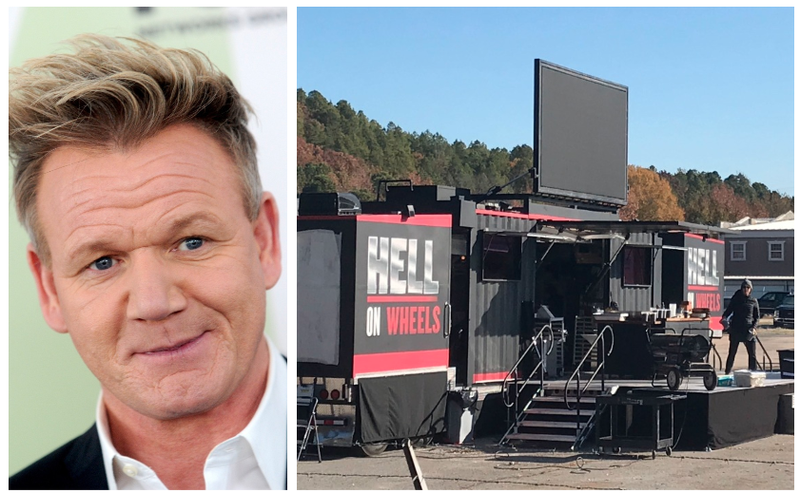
[297,202,452,453]
[296,59,732,452]
[297,187,730,448]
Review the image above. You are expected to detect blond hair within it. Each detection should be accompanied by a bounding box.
[9,34,262,264]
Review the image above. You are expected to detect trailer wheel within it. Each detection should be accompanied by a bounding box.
[666,368,682,390]
[410,436,432,448]
[361,442,389,457]
[703,371,718,391]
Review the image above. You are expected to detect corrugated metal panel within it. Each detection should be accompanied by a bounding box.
[469,213,537,382]
[608,232,660,312]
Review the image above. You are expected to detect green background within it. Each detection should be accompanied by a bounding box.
[9,7,279,475]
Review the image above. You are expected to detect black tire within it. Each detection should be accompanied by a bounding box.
[360,442,389,457]
[410,436,432,448]
[666,446,672,456]
[703,371,718,391]
[667,368,682,390]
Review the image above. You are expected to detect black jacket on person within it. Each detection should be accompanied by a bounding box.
[721,288,760,342]
[10,424,108,490]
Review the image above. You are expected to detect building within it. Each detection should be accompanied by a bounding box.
[721,211,794,300]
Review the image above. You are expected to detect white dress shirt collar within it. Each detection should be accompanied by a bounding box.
[96,336,287,490]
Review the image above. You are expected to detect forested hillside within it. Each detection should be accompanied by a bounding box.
[297,89,793,225]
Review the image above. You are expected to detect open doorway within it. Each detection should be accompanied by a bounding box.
[535,241,606,368]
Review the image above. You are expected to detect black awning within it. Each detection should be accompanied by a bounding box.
[534,220,735,240]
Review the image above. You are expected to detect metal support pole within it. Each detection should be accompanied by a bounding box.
[403,439,428,490]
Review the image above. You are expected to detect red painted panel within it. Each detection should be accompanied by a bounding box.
[356,214,451,228]
[366,295,438,303]
[352,348,449,376]
[686,233,724,245]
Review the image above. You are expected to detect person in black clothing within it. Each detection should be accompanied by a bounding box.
[721,279,760,374]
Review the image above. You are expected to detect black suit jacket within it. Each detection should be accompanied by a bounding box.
[10,424,108,490]
[12,354,288,490]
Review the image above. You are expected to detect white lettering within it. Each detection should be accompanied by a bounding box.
[390,238,408,295]
[368,236,389,294]
[407,239,424,294]
[686,247,720,287]
[710,251,719,285]
[697,248,705,286]
[424,240,439,295]
[366,236,440,295]
[366,306,381,337]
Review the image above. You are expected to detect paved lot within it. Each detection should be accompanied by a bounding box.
[715,322,793,374]
[297,433,793,490]
[297,322,794,490]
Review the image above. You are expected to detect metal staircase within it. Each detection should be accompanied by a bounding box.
[500,324,616,450]
[501,388,600,445]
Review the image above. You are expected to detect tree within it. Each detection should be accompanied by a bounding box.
[298,162,336,193]
[724,173,756,204]
[297,89,794,216]
[509,145,534,193]
[707,183,751,224]
[620,165,684,221]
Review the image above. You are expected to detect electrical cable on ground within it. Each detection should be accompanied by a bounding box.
[665,455,793,466]
[297,471,624,490]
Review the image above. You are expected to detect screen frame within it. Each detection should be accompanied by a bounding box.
[533,59,629,206]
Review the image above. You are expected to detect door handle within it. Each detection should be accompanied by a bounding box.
[444,302,452,338]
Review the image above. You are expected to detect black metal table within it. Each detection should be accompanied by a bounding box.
[594,390,686,459]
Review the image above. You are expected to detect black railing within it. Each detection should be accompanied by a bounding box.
[499,324,555,445]
[563,324,615,445]
[755,334,774,372]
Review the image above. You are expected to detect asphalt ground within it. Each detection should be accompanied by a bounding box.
[297,433,793,490]
[297,320,795,490]
[716,319,794,374]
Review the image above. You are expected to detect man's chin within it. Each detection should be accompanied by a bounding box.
[131,391,230,422]
[104,375,235,422]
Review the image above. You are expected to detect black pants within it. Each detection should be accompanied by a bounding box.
[725,337,757,374]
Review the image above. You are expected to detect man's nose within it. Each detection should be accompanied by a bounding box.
[126,252,187,321]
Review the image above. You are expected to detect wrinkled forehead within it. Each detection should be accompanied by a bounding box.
[35,126,246,257]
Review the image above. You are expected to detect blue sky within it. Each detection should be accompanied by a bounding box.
[298,7,794,197]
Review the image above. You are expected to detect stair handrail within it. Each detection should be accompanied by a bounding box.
[499,323,555,446]
[563,324,614,445]
[571,385,619,451]
[563,324,615,407]
[498,386,544,446]
[502,323,555,408]
[754,334,773,372]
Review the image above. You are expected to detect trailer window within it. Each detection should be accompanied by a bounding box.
[623,247,651,287]
[482,233,521,281]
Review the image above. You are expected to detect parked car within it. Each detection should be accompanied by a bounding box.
[773,295,794,328]
[757,291,792,316]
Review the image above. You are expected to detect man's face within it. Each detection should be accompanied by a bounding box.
[28,124,281,420]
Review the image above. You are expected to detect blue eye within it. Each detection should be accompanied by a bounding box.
[180,237,204,251]
[90,256,115,271]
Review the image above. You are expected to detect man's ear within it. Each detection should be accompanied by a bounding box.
[253,192,282,290]
[26,244,68,334]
